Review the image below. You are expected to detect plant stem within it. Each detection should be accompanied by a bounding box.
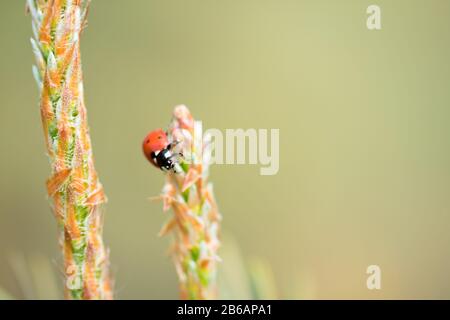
[155,105,222,299]
[28,0,112,299]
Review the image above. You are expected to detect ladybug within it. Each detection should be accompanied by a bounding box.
[142,129,183,172]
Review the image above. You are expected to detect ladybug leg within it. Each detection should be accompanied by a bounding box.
[166,154,184,174]
[167,152,184,164]
[172,152,184,159]
[171,163,179,174]
[172,162,184,174]
[166,140,181,151]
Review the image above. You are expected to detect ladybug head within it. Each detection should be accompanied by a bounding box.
[142,129,169,162]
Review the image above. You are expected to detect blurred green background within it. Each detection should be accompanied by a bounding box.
[1,0,450,299]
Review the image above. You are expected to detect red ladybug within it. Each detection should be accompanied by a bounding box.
[142,129,183,172]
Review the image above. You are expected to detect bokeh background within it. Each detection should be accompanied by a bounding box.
[1,0,450,299]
